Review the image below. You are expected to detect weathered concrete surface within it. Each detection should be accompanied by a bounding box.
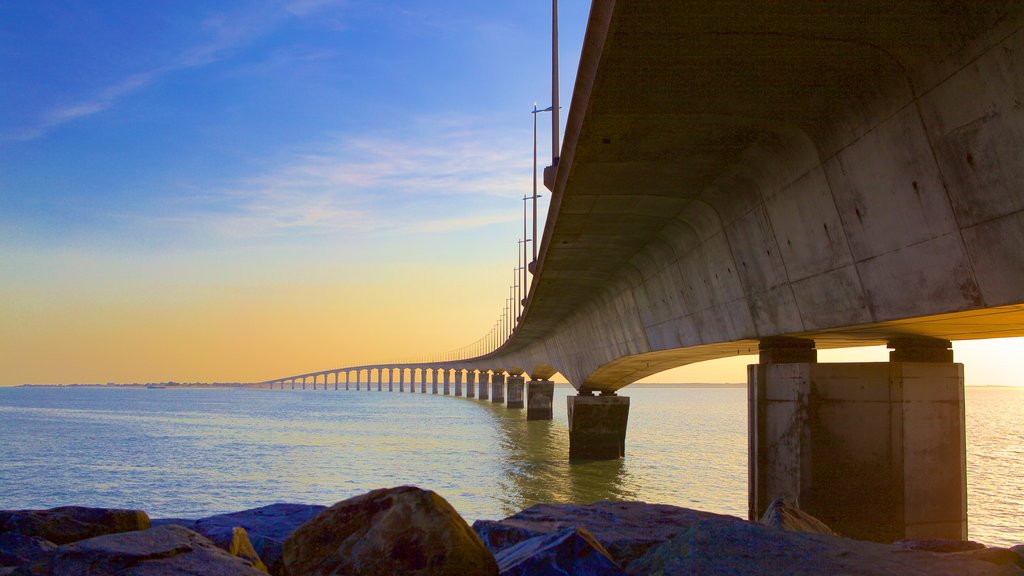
[749,360,967,542]
[506,375,525,409]
[437,0,1024,393]
[526,380,554,420]
[491,373,505,403]
[568,395,629,460]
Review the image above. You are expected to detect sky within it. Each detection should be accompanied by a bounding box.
[1,1,1022,387]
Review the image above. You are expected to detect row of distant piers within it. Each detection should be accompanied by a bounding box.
[265,368,555,421]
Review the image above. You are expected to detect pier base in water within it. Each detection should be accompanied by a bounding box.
[567,394,629,460]
[749,353,967,543]
[506,376,525,409]
[491,374,505,403]
[527,380,554,420]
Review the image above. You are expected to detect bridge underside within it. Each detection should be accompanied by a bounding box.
[491,0,1024,392]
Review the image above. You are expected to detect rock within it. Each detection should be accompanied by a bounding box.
[951,548,1024,569]
[494,526,625,576]
[625,517,1022,576]
[281,486,498,576]
[12,524,266,576]
[200,526,267,573]
[0,533,56,567]
[473,501,738,566]
[759,498,835,535]
[0,506,150,545]
[153,503,324,573]
[895,538,987,553]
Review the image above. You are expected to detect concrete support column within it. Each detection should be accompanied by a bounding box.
[421,369,427,394]
[443,369,450,395]
[290,379,295,390]
[376,368,382,392]
[479,371,490,400]
[506,375,525,409]
[454,370,463,396]
[389,368,395,392]
[357,370,362,391]
[567,393,629,460]
[527,379,555,420]
[398,368,405,393]
[334,372,338,391]
[491,373,505,403]
[466,371,476,398]
[345,372,350,391]
[748,337,966,543]
[432,369,438,394]
[302,377,307,390]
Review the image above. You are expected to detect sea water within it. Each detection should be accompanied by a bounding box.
[0,385,1020,546]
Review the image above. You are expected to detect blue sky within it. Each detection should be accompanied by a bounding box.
[0,1,591,384]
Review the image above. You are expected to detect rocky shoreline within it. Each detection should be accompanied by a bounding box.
[2,486,1022,575]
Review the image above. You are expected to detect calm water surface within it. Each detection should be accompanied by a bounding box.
[0,385,1019,546]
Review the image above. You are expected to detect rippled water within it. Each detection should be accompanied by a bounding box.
[0,385,1019,546]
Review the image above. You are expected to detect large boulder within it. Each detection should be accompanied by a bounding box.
[473,501,738,566]
[0,506,150,545]
[281,486,498,576]
[494,526,625,576]
[626,517,1023,576]
[153,502,324,572]
[12,524,266,575]
[758,498,835,535]
[0,533,56,568]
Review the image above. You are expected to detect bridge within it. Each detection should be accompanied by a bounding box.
[262,1,1024,544]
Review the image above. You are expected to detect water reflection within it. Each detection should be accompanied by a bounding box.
[473,398,636,516]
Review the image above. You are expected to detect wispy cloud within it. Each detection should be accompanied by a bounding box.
[166,119,530,239]
[3,1,348,143]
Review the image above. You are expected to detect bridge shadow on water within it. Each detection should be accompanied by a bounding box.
[469,397,638,517]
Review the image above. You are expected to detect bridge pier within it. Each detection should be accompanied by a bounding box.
[398,368,404,393]
[506,375,525,409]
[421,369,427,394]
[432,369,438,394]
[479,371,490,400]
[466,371,476,398]
[567,392,629,460]
[748,337,966,543]
[491,372,505,403]
[376,368,381,392]
[454,370,463,396]
[443,369,450,395]
[527,379,554,420]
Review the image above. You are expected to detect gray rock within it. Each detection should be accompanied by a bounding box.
[495,526,624,576]
[153,502,324,572]
[473,501,737,566]
[626,517,1023,576]
[199,526,268,573]
[0,533,56,567]
[0,506,150,545]
[281,486,498,576]
[895,538,987,553]
[759,497,835,535]
[13,524,266,575]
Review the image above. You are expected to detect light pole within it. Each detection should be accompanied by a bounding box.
[551,0,560,167]
[531,104,553,275]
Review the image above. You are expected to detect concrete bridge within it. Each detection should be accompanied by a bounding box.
[263,1,1024,544]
